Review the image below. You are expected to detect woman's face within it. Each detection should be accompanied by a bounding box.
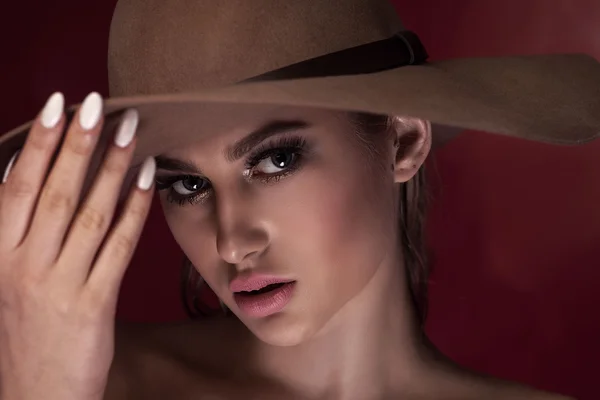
[155,108,425,346]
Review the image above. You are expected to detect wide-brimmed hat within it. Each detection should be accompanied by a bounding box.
[1,0,600,170]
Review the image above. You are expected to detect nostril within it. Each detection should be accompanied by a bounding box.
[216,224,270,265]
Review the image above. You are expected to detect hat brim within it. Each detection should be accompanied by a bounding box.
[1,53,599,172]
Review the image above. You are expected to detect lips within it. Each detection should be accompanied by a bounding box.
[230,274,296,318]
[236,282,287,296]
[229,275,295,293]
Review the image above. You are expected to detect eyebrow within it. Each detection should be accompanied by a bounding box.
[154,156,202,174]
[224,120,309,162]
[154,120,310,173]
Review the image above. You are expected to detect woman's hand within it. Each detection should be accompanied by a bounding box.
[0,92,155,400]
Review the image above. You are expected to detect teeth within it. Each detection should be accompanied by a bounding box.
[242,282,286,295]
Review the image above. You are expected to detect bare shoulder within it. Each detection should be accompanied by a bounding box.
[104,316,249,400]
[495,387,575,400]
[495,385,575,400]
[103,320,577,400]
[461,374,576,400]
[423,358,576,400]
[431,379,575,400]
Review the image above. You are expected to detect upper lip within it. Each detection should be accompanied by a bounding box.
[229,273,295,293]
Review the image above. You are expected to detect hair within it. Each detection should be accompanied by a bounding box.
[180,112,431,325]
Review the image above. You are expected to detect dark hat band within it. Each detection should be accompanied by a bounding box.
[244,30,428,82]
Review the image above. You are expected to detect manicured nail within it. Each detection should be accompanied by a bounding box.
[2,150,20,184]
[136,157,156,190]
[79,92,103,130]
[40,92,64,129]
[114,109,139,148]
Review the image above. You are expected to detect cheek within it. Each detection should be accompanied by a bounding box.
[157,152,396,308]
[275,158,396,305]
[159,199,225,287]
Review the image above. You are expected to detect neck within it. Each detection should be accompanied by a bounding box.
[254,252,436,399]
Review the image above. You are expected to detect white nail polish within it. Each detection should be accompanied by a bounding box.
[114,109,139,148]
[40,92,64,129]
[136,157,156,190]
[2,150,20,184]
[79,92,103,130]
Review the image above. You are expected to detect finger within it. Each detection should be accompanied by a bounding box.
[0,170,4,208]
[0,150,19,227]
[2,148,20,184]
[56,109,139,285]
[27,92,104,263]
[0,92,65,249]
[86,157,155,304]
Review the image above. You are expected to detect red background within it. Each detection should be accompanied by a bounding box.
[1,1,599,398]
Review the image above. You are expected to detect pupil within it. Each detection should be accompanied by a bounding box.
[183,178,201,191]
[272,152,292,168]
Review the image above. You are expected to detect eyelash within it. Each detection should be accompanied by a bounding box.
[155,174,209,206]
[155,135,309,206]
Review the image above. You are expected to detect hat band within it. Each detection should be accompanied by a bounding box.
[244,30,428,83]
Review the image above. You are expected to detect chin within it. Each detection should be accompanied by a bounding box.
[239,310,320,347]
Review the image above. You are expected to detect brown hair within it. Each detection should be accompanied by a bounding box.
[180,112,430,324]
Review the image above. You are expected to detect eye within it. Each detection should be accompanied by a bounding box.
[155,174,211,206]
[244,136,309,182]
[253,151,298,174]
[171,176,208,195]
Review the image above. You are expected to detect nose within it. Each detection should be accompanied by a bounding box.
[215,191,270,265]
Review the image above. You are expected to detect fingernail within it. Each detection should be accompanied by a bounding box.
[79,92,103,130]
[136,157,156,191]
[2,150,20,184]
[40,92,64,129]
[114,109,139,148]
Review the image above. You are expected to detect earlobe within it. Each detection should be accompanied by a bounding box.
[391,117,432,183]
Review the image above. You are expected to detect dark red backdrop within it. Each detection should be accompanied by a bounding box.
[1,1,599,398]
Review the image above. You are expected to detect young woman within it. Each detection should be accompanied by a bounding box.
[1,0,599,399]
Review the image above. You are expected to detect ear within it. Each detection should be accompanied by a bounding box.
[391,117,432,183]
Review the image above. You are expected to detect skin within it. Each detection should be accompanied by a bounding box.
[0,95,154,400]
[156,109,430,396]
[157,108,422,348]
[109,108,570,400]
[0,97,571,400]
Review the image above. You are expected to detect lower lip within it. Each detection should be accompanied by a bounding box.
[233,282,296,318]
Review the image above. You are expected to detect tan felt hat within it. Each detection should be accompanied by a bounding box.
[1,0,600,171]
